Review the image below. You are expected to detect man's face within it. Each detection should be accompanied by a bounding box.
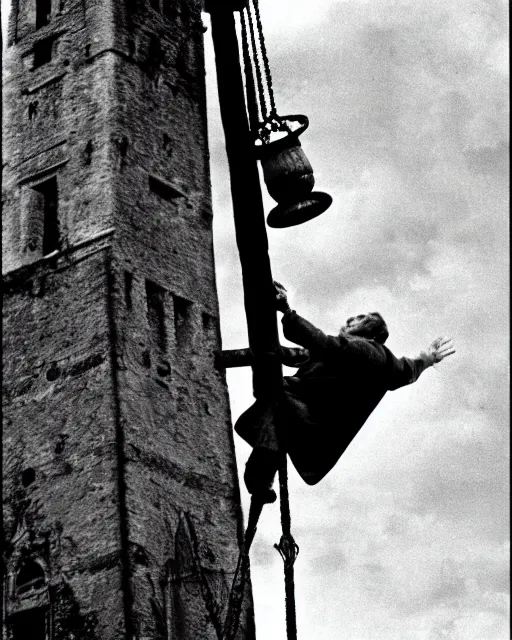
[345,314,368,330]
[341,312,388,342]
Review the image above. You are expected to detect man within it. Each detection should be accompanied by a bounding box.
[235,282,455,498]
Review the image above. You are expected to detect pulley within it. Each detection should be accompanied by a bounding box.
[255,115,332,228]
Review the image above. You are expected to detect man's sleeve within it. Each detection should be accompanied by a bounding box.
[387,351,431,390]
[281,310,345,352]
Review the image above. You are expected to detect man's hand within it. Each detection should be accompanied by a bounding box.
[274,281,291,313]
[426,337,456,364]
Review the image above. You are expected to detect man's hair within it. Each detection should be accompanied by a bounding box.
[341,312,389,344]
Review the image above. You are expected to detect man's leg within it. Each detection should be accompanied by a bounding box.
[234,400,281,502]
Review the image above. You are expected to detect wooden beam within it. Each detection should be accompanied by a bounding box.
[210,8,282,399]
[215,348,309,370]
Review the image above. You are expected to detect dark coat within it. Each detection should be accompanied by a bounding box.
[279,310,430,485]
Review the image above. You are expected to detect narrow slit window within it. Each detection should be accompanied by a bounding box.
[124,272,133,309]
[32,177,60,255]
[146,280,167,351]
[36,0,52,29]
[28,101,39,120]
[173,295,193,350]
[33,38,53,68]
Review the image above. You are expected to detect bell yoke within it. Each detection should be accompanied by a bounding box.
[235,282,455,497]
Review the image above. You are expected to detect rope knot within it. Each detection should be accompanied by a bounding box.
[274,533,299,567]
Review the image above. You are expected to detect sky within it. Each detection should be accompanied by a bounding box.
[2,1,509,639]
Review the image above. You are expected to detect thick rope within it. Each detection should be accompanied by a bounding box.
[242,0,291,143]
[240,10,261,134]
[245,2,269,124]
[275,454,299,640]
[253,0,277,118]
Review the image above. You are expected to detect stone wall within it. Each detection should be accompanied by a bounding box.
[3,1,254,638]
[3,245,125,639]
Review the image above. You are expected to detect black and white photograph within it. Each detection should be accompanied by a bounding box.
[2,0,508,638]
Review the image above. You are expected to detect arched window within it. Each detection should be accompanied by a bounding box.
[15,561,46,597]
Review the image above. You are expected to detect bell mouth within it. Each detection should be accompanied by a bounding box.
[266,191,332,228]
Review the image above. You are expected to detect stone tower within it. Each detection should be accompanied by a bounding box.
[2,1,254,638]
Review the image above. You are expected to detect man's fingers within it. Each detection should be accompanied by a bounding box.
[437,342,454,353]
[433,336,452,347]
[436,349,456,361]
[437,349,456,358]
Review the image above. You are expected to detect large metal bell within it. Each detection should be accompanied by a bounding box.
[255,115,332,228]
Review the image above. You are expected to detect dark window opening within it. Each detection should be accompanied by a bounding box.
[21,468,36,487]
[124,272,133,309]
[16,562,46,596]
[146,280,167,351]
[32,177,60,255]
[84,139,93,165]
[36,0,52,29]
[33,38,53,68]
[163,133,172,157]
[173,295,193,349]
[149,175,184,202]
[11,607,48,640]
[28,101,39,120]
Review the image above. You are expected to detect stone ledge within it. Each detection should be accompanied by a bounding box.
[2,228,115,288]
[24,71,67,95]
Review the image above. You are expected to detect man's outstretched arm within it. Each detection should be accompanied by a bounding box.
[389,336,456,389]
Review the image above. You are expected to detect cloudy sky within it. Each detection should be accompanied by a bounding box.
[203,1,509,638]
[2,1,509,638]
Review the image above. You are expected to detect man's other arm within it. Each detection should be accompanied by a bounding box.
[281,310,346,352]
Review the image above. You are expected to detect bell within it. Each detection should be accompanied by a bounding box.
[255,115,332,228]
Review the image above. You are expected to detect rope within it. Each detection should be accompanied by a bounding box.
[275,454,299,640]
[245,2,268,124]
[240,0,291,144]
[240,10,261,135]
[220,496,266,640]
[253,0,277,118]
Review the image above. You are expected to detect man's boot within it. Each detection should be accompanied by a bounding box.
[235,401,281,503]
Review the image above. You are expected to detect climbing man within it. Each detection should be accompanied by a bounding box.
[236,281,455,498]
